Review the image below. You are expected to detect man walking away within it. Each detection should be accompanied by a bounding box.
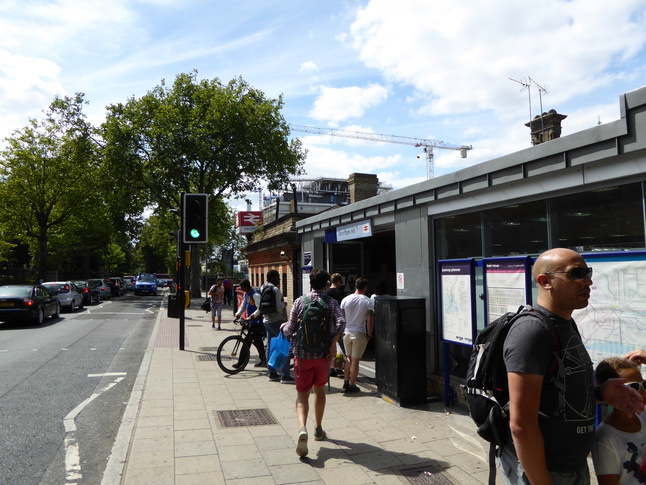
[325,272,347,375]
[281,268,345,457]
[233,279,266,368]
[261,270,293,383]
[340,277,374,393]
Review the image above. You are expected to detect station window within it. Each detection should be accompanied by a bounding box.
[552,184,645,250]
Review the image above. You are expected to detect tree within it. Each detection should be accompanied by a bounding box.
[0,94,99,281]
[102,71,306,296]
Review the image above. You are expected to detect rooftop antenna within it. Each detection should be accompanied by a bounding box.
[510,77,532,144]
[529,77,548,137]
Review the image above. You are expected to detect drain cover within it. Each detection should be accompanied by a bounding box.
[200,347,219,351]
[215,408,278,428]
[197,354,217,361]
[187,324,201,327]
[397,463,458,485]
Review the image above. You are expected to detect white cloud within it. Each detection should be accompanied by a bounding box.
[300,145,401,179]
[309,83,389,122]
[350,0,646,118]
[300,61,319,73]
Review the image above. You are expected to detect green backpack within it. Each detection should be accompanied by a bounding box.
[297,295,331,354]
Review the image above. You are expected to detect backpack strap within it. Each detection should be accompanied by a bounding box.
[488,443,496,485]
[524,308,562,376]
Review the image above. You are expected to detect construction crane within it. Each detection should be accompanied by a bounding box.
[290,124,473,179]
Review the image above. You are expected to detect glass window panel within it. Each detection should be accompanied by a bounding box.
[551,183,645,251]
[434,213,482,260]
[486,200,548,257]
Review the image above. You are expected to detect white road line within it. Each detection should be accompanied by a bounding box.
[88,372,127,377]
[64,377,125,432]
[63,376,125,483]
[65,435,82,482]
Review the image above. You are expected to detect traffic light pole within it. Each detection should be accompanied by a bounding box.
[178,194,186,350]
[178,192,208,350]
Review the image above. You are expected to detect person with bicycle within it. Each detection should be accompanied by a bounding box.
[261,270,293,383]
[233,279,266,368]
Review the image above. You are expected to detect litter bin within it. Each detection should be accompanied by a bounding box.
[168,294,180,318]
[374,296,427,406]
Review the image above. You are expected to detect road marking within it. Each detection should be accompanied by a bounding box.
[65,435,82,482]
[64,377,125,432]
[82,312,151,315]
[64,376,125,483]
[88,372,127,377]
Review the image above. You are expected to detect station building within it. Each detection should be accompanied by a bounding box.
[294,85,646,399]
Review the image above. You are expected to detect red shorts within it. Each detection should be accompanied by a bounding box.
[294,356,328,392]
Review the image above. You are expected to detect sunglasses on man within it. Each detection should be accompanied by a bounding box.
[543,267,593,280]
[625,380,646,392]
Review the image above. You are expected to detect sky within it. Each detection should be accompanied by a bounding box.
[1,0,646,211]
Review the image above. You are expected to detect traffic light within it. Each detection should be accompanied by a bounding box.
[182,193,208,244]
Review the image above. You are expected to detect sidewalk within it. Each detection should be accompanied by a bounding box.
[102,299,502,485]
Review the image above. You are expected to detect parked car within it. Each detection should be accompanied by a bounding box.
[0,284,60,325]
[88,279,110,300]
[134,274,158,296]
[74,281,100,305]
[105,277,126,297]
[42,281,84,312]
[123,276,136,291]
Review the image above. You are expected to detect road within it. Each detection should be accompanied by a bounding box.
[0,291,163,485]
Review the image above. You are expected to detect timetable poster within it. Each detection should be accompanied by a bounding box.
[440,261,474,345]
[484,259,529,325]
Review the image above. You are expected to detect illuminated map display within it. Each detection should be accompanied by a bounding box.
[573,255,646,366]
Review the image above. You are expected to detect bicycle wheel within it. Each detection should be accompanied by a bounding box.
[217,336,250,374]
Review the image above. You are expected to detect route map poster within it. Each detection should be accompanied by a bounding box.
[484,258,530,325]
[573,253,646,367]
[440,261,474,345]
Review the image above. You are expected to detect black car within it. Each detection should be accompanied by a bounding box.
[74,281,101,305]
[0,284,61,325]
[105,277,126,297]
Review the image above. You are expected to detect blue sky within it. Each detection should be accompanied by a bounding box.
[1,0,646,210]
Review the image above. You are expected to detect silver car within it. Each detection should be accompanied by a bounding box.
[42,281,84,312]
[88,279,111,300]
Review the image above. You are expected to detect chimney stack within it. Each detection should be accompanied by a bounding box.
[348,173,379,204]
[525,109,567,145]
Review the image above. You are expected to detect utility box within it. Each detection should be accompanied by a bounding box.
[374,296,427,406]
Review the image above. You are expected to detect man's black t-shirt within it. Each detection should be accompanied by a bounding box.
[503,305,595,472]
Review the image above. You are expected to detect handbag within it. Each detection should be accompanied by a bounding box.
[200,298,211,312]
[267,332,290,369]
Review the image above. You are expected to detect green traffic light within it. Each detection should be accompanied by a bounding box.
[190,228,201,238]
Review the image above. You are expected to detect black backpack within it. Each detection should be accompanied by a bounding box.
[259,285,277,315]
[465,305,559,485]
[296,295,331,354]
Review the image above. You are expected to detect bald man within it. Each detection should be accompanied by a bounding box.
[500,248,642,485]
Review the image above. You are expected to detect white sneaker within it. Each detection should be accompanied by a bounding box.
[296,427,308,457]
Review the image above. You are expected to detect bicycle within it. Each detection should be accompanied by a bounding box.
[216,319,253,374]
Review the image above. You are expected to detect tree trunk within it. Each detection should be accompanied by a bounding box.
[38,225,48,283]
